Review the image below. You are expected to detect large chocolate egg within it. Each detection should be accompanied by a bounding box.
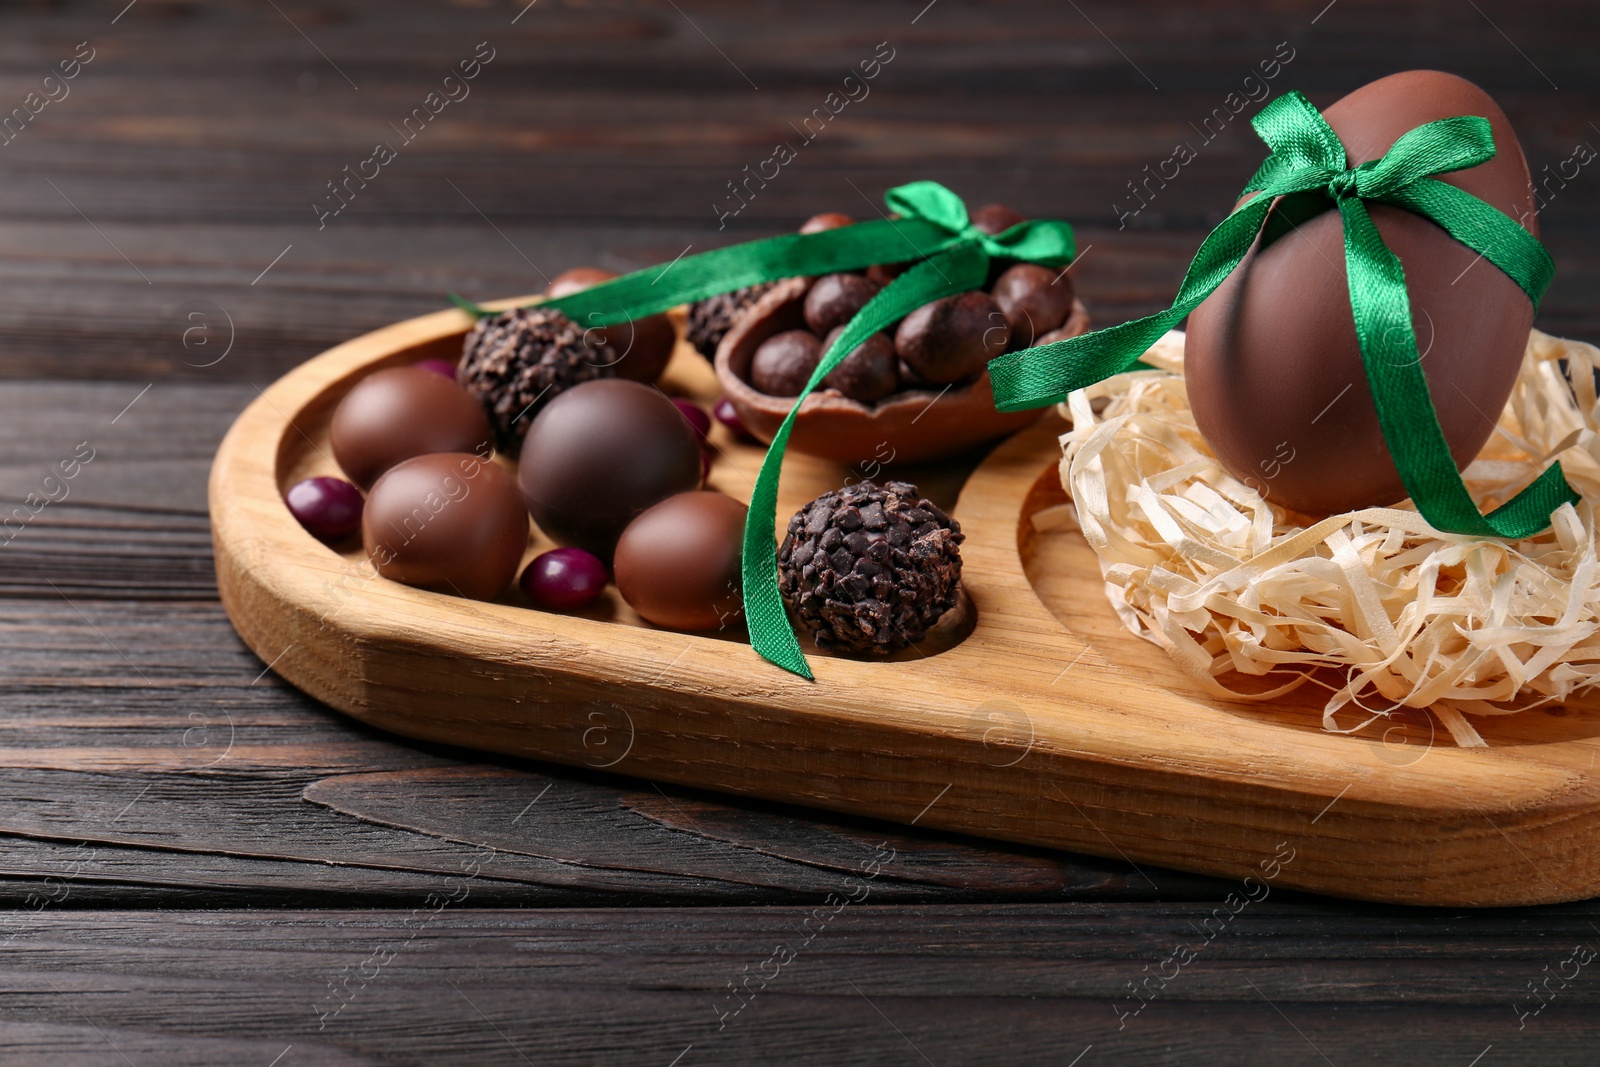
[331,367,494,490]
[363,452,529,601]
[517,378,703,558]
[547,267,676,384]
[1185,71,1538,516]
[614,491,747,631]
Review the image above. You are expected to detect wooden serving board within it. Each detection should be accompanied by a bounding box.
[211,301,1600,907]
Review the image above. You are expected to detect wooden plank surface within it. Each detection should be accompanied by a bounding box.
[2,0,1599,1060]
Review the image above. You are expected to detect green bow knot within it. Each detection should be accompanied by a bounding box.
[450,181,1075,679]
[988,89,1576,541]
[884,180,1077,265]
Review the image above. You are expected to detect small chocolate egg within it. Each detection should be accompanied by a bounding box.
[991,263,1075,348]
[1185,71,1539,516]
[803,273,881,335]
[331,367,493,490]
[517,378,702,558]
[800,212,855,234]
[547,267,676,384]
[894,291,1010,384]
[363,452,528,601]
[614,491,747,631]
[821,327,899,403]
[750,330,822,396]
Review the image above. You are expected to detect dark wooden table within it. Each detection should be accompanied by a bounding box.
[3,1,1599,1063]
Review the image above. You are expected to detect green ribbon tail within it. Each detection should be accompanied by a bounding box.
[741,242,992,678]
[988,194,1279,411]
[534,216,959,326]
[1337,197,1578,538]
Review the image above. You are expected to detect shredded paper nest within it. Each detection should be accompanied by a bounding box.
[1059,329,1600,747]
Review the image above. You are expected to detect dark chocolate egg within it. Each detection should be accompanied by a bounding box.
[547,267,676,384]
[1185,71,1538,516]
[363,452,528,601]
[614,491,747,631]
[517,378,702,558]
[331,367,493,490]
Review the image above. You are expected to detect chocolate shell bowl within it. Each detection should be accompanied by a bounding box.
[715,276,1090,466]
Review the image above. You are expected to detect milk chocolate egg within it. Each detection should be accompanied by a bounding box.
[331,367,493,490]
[613,491,746,631]
[363,452,529,601]
[1185,71,1538,516]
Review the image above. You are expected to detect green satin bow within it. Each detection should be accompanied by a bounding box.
[452,180,1075,679]
[988,89,1577,540]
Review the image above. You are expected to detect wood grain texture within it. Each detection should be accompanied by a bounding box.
[7,905,1600,1066]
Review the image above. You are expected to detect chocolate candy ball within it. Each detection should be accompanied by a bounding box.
[331,366,493,490]
[866,261,910,288]
[991,263,1075,348]
[894,291,1010,384]
[803,273,881,336]
[799,212,855,234]
[547,267,676,385]
[520,547,608,611]
[517,379,702,558]
[614,491,747,631]
[363,452,528,601]
[749,330,822,397]
[971,203,1026,235]
[286,476,363,541]
[821,327,899,403]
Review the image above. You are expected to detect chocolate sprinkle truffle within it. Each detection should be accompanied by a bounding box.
[778,479,963,655]
[458,307,614,453]
[686,282,779,359]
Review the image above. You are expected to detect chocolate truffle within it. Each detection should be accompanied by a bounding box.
[331,366,494,490]
[778,480,963,655]
[971,203,1026,235]
[750,330,822,397]
[363,452,528,601]
[614,490,747,631]
[821,327,899,403]
[803,273,882,336]
[686,283,779,358]
[547,267,676,384]
[894,291,1010,384]
[991,263,1075,348]
[517,378,702,558]
[459,307,614,453]
[799,212,855,234]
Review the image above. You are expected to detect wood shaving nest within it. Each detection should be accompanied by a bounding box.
[1056,329,1600,748]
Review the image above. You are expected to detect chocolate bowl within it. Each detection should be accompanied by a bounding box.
[714,276,1089,466]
